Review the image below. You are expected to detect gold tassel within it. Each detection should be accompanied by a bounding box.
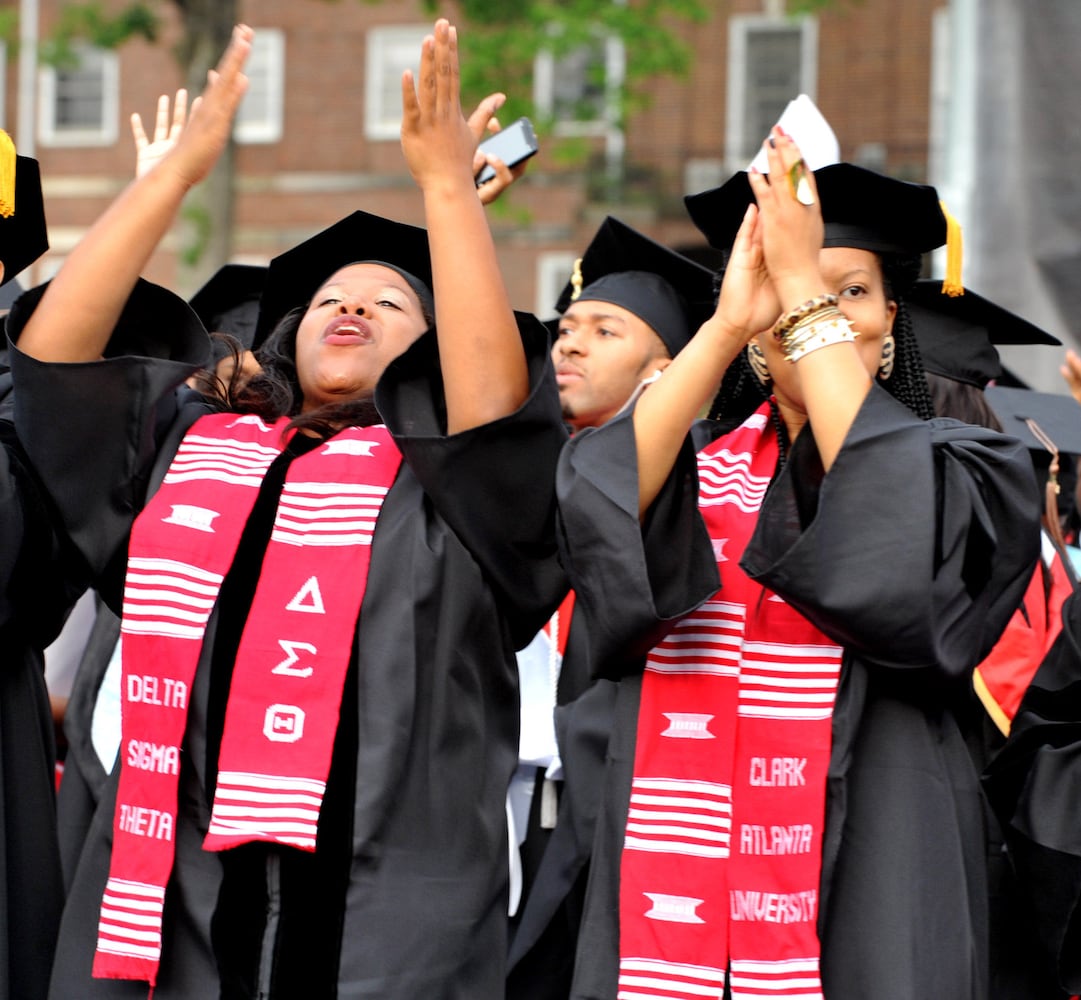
[939,199,963,297]
[0,131,15,219]
[570,257,584,302]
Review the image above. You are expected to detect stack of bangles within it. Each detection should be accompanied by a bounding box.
[771,293,859,363]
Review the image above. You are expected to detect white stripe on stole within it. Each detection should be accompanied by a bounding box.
[697,448,772,512]
[618,956,726,999]
[738,640,842,721]
[728,957,824,999]
[205,771,328,849]
[270,481,390,546]
[624,777,732,858]
[647,600,745,677]
[96,878,165,960]
[120,557,224,639]
[162,434,281,487]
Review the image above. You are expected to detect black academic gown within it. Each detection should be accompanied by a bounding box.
[0,368,83,1000]
[556,387,1041,1000]
[982,586,1081,996]
[9,279,567,1000]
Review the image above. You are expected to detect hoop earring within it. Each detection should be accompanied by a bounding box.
[747,342,770,385]
[878,332,895,381]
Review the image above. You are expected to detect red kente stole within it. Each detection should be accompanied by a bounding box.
[92,413,402,990]
[618,403,842,1000]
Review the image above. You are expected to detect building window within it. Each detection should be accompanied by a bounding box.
[235,29,284,144]
[365,25,429,141]
[534,35,624,137]
[536,251,579,321]
[39,45,118,147]
[726,15,817,169]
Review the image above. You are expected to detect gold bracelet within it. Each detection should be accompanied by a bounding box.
[771,293,840,341]
[784,304,843,340]
[779,305,846,355]
[782,314,857,363]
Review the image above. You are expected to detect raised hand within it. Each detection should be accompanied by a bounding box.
[131,91,190,179]
[401,20,504,195]
[747,128,826,310]
[712,204,781,342]
[16,24,253,364]
[158,23,252,190]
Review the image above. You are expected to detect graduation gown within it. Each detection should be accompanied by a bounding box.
[982,586,1081,995]
[9,279,567,1000]
[0,369,84,1000]
[556,386,1040,1000]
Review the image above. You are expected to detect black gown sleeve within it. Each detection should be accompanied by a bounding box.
[742,385,1041,682]
[376,312,569,648]
[8,279,212,604]
[555,406,720,679]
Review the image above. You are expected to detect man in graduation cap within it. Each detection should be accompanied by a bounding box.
[507,218,714,1000]
[550,217,715,433]
[0,132,86,1000]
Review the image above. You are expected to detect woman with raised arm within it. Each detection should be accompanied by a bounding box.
[557,130,1041,1000]
[11,21,564,1000]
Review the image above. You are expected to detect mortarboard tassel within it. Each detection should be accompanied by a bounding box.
[0,130,15,219]
[939,199,963,297]
[570,258,584,302]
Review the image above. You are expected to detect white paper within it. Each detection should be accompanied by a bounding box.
[748,94,841,173]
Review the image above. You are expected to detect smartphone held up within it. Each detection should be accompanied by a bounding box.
[475,117,539,186]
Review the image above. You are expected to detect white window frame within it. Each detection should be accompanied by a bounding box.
[725,15,818,171]
[235,28,285,144]
[39,44,119,148]
[536,251,579,321]
[365,25,429,141]
[533,34,625,138]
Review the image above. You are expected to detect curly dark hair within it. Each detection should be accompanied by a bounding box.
[194,305,386,438]
[707,251,935,430]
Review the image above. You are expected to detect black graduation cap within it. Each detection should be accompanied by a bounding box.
[0,156,48,288]
[188,264,267,349]
[685,162,947,257]
[985,385,1081,457]
[252,211,433,347]
[553,216,716,357]
[908,279,1061,388]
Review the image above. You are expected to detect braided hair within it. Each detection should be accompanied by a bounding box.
[708,251,936,428]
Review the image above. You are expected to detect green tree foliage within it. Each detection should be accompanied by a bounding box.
[419,0,709,132]
[38,3,158,67]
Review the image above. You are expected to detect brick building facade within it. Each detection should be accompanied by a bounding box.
[12,0,946,319]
